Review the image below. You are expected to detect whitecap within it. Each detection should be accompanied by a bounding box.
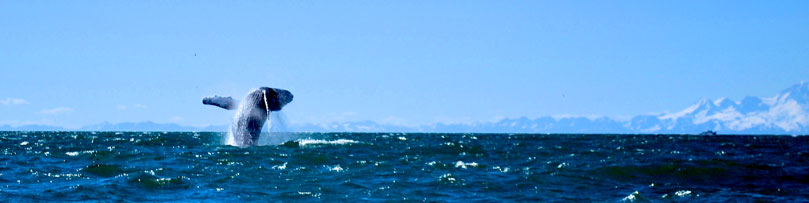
[272,162,287,170]
[438,173,456,182]
[621,191,650,202]
[328,165,343,172]
[622,191,640,202]
[675,190,691,197]
[454,161,478,169]
[492,166,510,173]
[297,139,358,146]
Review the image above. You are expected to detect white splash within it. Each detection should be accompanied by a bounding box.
[225,131,236,146]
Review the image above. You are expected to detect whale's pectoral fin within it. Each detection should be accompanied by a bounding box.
[203,96,237,110]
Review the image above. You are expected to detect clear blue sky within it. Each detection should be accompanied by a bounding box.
[1,1,808,128]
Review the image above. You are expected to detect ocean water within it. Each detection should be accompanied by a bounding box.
[0,131,807,202]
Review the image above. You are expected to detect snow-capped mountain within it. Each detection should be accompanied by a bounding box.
[419,82,809,134]
[631,82,809,134]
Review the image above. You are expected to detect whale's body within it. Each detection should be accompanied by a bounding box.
[203,87,293,146]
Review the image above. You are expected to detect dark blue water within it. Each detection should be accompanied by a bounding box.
[1,131,807,201]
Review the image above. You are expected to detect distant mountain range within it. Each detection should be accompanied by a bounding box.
[3,82,809,134]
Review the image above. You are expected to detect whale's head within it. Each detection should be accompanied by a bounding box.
[257,87,294,111]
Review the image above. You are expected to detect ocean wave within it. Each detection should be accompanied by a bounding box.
[2,132,808,201]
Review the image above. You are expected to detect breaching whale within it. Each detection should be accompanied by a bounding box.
[203,87,293,146]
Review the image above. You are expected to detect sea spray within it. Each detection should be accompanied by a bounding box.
[270,111,289,132]
[258,111,297,145]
